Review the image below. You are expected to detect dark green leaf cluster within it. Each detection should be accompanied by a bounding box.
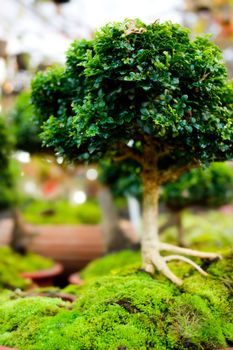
[32,20,233,172]
[0,116,16,210]
[9,91,42,153]
[161,162,233,210]
[99,159,142,198]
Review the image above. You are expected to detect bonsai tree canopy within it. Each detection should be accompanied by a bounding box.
[32,20,233,284]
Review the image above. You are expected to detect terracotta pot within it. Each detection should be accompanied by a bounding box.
[21,263,63,287]
[0,219,137,275]
[68,272,83,286]
[0,347,18,350]
[27,224,106,274]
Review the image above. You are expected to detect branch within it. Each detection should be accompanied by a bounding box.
[200,72,210,82]
[113,153,132,162]
[164,255,208,276]
[114,143,144,165]
[158,162,199,185]
[159,243,222,260]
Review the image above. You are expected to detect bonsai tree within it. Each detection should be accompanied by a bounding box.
[9,91,42,154]
[161,162,233,246]
[0,116,32,253]
[0,116,15,212]
[99,158,142,238]
[32,20,233,285]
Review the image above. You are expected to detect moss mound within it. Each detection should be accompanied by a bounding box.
[0,254,232,350]
[22,200,102,225]
[79,250,141,281]
[0,246,54,290]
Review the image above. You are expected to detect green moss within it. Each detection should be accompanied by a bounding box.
[22,199,102,225]
[0,246,54,290]
[14,251,54,273]
[0,254,231,350]
[80,250,141,281]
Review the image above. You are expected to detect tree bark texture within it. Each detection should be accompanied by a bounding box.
[174,210,187,247]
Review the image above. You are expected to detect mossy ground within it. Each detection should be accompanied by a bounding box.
[22,200,102,225]
[0,246,54,290]
[0,251,232,350]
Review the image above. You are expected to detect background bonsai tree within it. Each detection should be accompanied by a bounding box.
[32,20,233,285]
[0,116,15,212]
[0,116,32,253]
[99,160,233,247]
[98,158,142,247]
[161,162,233,247]
[9,91,42,154]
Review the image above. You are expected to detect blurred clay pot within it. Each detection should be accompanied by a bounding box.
[0,218,136,276]
[21,262,63,287]
[68,272,83,286]
[27,224,106,274]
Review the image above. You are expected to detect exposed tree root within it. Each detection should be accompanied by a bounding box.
[143,246,221,286]
[141,170,221,286]
[164,255,208,276]
[159,243,222,260]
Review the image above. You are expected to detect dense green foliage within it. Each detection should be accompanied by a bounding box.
[0,252,232,349]
[9,91,42,153]
[0,116,16,210]
[32,20,233,176]
[22,199,102,225]
[99,159,142,198]
[162,162,233,210]
[0,246,53,290]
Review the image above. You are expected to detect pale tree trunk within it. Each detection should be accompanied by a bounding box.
[98,186,133,252]
[174,210,187,247]
[141,168,183,284]
[127,195,141,237]
[141,167,220,285]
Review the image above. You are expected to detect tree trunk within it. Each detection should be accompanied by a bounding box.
[98,186,133,252]
[140,165,222,285]
[174,210,187,247]
[127,195,141,237]
[141,168,183,284]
